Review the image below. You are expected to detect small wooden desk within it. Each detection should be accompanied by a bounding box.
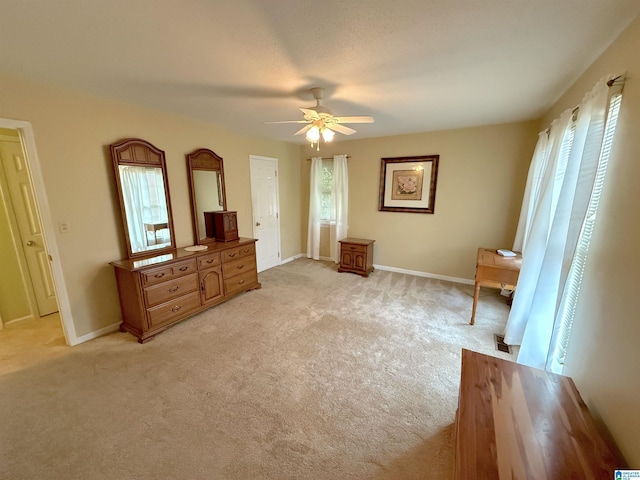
[453,349,622,479]
[471,248,521,325]
[144,222,169,245]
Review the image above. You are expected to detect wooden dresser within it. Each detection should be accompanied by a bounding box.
[454,349,623,479]
[111,238,260,343]
[338,238,375,277]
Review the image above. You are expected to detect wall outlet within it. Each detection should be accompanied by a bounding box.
[59,222,70,233]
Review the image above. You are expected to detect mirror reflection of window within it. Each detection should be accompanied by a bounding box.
[193,170,223,240]
[119,166,171,253]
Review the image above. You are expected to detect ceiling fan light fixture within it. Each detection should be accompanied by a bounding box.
[306,125,320,142]
[321,127,335,142]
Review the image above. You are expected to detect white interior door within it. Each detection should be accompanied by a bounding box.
[0,137,58,316]
[249,155,281,272]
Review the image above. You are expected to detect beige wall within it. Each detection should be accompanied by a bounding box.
[0,73,301,338]
[542,16,640,465]
[300,120,539,279]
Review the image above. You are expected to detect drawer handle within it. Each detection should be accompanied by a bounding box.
[228,253,237,258]
[206,259,216,264]
[168,286,179,293]
[154,273,165,278]
[238,279,245,285]
[236,264,244,270]
[178,266,188,271]
[171,305,182,312]
[242,249,250,253]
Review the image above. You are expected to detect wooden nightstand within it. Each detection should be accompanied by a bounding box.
[338,238,375,277]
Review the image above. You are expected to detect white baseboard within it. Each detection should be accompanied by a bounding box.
[69,322,121,346]
[280,256,472,284]
[4,314,35,325]
[280,253,304,265]
[373,264,474,285]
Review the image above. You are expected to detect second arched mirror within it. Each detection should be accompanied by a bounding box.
[186,148,227,245]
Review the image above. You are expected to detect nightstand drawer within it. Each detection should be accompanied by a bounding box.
[341,243,367,254]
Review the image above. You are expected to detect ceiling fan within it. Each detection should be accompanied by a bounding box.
[266,87,374,150]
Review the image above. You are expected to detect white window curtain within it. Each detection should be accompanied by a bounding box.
[306,155,349,263]
[329,154,349,263]
[504,77,611,372]
[120,166,169,253]
[307,157,323,260]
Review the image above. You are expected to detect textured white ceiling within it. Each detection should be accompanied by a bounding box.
[1,0,639,143]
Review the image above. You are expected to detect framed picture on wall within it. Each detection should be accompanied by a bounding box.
[378,155,439,214]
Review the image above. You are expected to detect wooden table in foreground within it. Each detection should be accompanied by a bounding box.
[471,248,522,325]
[453,349,622,479]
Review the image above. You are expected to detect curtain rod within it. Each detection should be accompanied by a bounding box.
[543,73,625,135]
[306,156,350,161]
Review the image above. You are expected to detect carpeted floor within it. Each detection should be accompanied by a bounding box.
[0,258,514,479]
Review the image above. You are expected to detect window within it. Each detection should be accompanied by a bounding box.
[551,92,622,369]
[319,159,333,222]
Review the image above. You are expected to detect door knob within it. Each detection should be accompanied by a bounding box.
[26,241,36,246]
[255,222,261,226]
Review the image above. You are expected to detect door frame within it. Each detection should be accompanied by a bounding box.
[0,118,77,345]
[249,155,281,272]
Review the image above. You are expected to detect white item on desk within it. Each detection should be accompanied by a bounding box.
[496,249,516,257]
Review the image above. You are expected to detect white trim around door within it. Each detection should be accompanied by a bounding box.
[0,118,78,345]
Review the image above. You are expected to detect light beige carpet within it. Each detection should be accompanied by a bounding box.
[0,258,513,480]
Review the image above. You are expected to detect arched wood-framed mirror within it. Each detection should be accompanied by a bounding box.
[110,138,176,259]
[186,148,227,245]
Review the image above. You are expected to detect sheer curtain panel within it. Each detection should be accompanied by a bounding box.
[306,157,323,260]
[329,155,349,263]
[504,77,612,372]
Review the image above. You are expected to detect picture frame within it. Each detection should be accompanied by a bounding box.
[378,155,439,214]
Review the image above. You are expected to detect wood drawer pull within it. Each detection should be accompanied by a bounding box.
[236,265,244,270]
[171,305,182,312]
[206,259,216,264]
[228,253,237,257]
[154,273,165,278]
[179,266,188,271]
[238,279,245,285]
[168,286,179,293]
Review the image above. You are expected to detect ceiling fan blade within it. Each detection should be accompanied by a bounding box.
[294,124,314,136]
[299,107,320,119]
[263,120,311,124]
[326,123,357,135]
[334,116,374,124]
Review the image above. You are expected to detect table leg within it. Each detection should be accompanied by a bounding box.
[471,282,480,325]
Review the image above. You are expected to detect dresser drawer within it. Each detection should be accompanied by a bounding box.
[147,291,201,330]
[143,273,198,307]
[222,255,256,279]
[221,243,255,263]
[141,259,197,286]
[197,252,221,270]
[224,269,258,296]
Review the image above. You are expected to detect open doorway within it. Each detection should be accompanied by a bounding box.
[0,118,76,345]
